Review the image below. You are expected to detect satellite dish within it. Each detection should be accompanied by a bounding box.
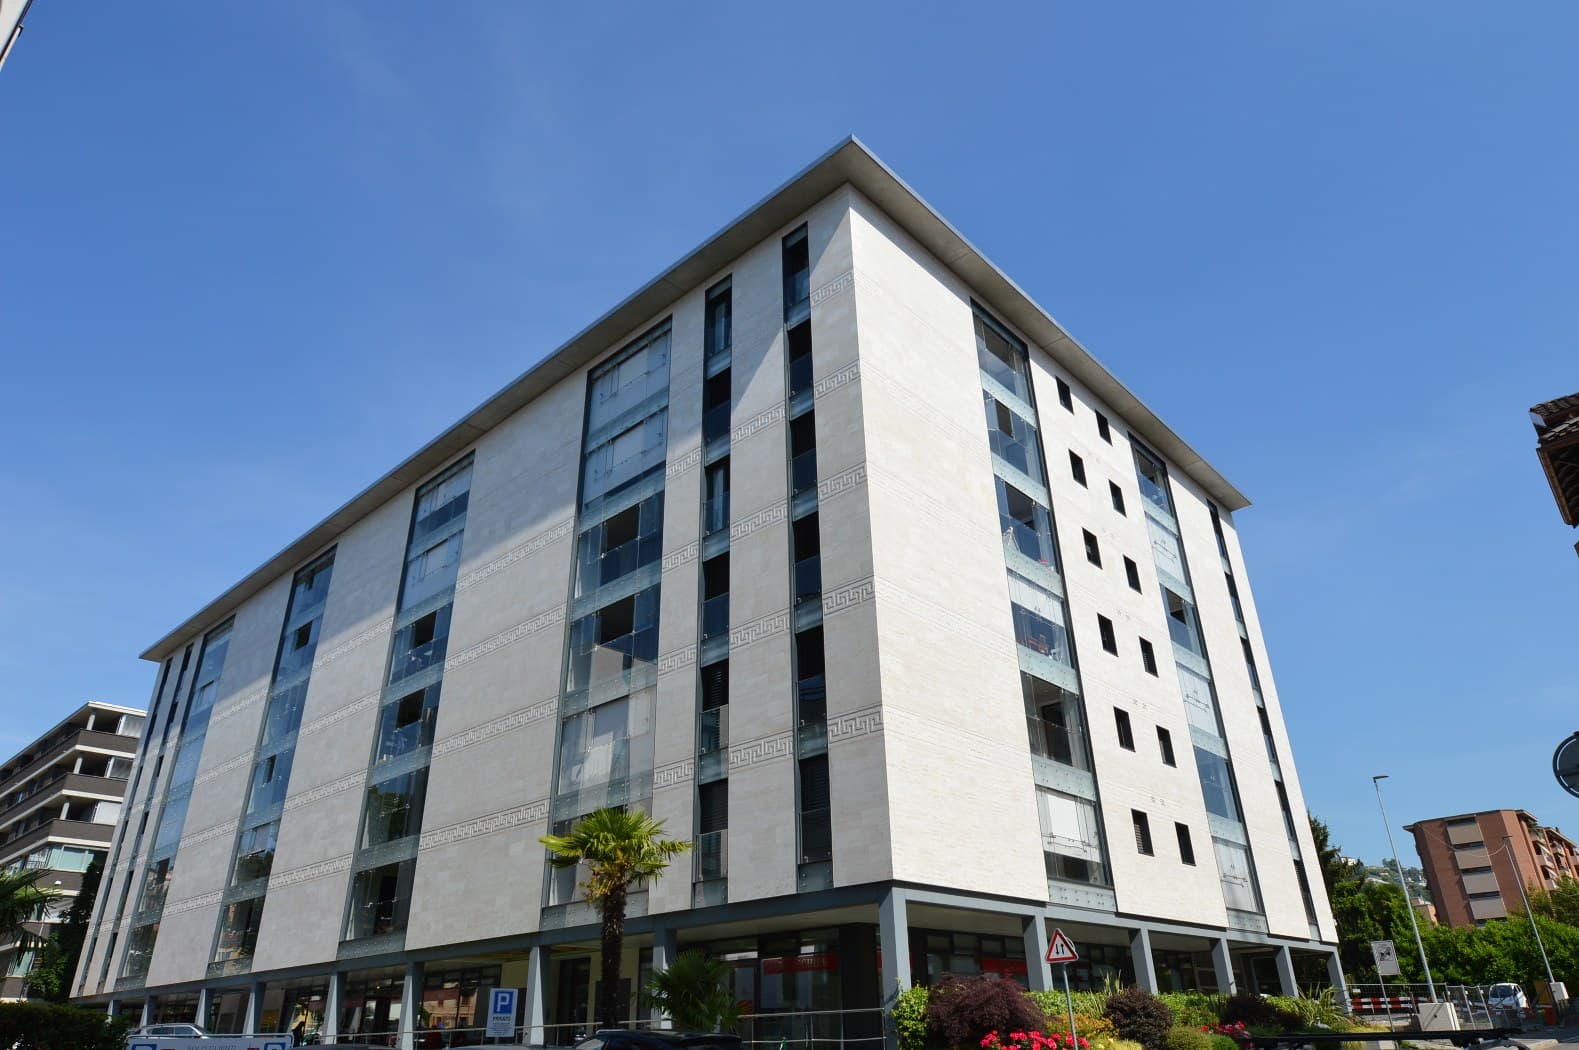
[1554,733,1579,799]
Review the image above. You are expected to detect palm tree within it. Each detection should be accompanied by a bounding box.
[0,869,62,949]
[540,808,690,1029]
[642,949,740,1033]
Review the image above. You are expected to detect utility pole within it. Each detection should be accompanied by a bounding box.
[1372,775,1437,1002]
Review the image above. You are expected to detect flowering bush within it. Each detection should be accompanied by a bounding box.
[1197,1021,1252,1049]
[981,1029,1091,1050]
[929,974,1046,1049]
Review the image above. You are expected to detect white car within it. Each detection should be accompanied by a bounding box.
[131,1023,210,1039]
[1487,982,1528,1010]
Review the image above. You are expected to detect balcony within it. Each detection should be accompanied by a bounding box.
[0,772,127,828]
[796,675,826,726]
[0,729,136,797]
[700,595,729,642]
[0,818,113,866]
[799,808,832,864]
[790,449,818,496]
[702,402,731,447]
[694,829,728,882]
[788,352,814,401]
[793,556,821,608]
[1027,715,1088,772]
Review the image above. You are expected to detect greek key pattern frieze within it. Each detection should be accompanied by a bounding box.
[731,609,790,651]
[653,758,695,791]
[283,771,366,813]
[657,645,697,677]
[162,890,224,917]
[431,697,557,760]
[828,705,883,743]
[312,616,394,672]
[822,577,876,618]
[299,690,381,738]
[818,462,867,502]
[209,685,267,727]
[268,854,353,890]
[810,269,855,307]
[445,605,566,671]
[666,445,702,480]
[814,361,860,399]
[662,542,699,572]
[456,518,574,592]
[193,752,251,788]
[728,731,794,771]
[418,798,550,853]
[180,818,239,850]
[732,402,785,445]
[730,500,787,544]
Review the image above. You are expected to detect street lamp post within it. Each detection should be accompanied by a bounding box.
[1372,775,1437,1002]
[1502,834,1558,1001]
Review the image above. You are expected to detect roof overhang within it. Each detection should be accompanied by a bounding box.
[143,136,1250,661]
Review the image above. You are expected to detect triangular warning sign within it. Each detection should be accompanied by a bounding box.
[1046,927,1079,964]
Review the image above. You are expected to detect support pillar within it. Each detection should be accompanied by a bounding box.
[194,987,211,1032]
[1275,946,1298,997]
[651,927,678,1027]
[1022,915,1053,993]
[1130,928,1158,994]
[323,971,344,1044]
[106,1000,120,1018]
[1211,939,1236,996]
[525,946,547,1046]
[399,960,423,1050]
[878,887,911,1050]
[243,981,265,1034]
[139,996,155,1028]
[1327,952,1349,1011]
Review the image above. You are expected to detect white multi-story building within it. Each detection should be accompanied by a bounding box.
[74,139,1338,1043]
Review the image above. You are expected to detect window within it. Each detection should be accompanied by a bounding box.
[701,659,728,712]
[1037,787,1108,886]
[1098,615,1117,654]
[1069,452,1087,486]
[1139,638,1158,676]
[1056,378,1073,411]
[798,755,831,863]
[705,280,732,360]
[787,318,814,399]
[783,226,810,322]
[1156,726,1176,766]
[1096,412,1112,443]
[1176,823,1196,865]
[703,369,731,444]
[1110,482,1126,515]
[1083,530,1101,567]
[698,780,728,834]
[1124,557,1141,592]
[702,552,729,601]
[1132,811,1154,855]
[1114,708,1134,750]
[704,459,729,535]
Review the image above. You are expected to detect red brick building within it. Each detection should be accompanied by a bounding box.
[1406,809,1579,928]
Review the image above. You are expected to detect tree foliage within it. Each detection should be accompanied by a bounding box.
[0,870,62,946]
[1102,988,1173,1050]
[24,856,103,1001]
[926,973,1044,1049]
[642,949,739,1033]
[0,1001,130,1050]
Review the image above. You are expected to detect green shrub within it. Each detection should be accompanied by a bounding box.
[894,985,932,1050]
[927,974,1045,1049]
[0,1001,131,1050]
[1219,993,1299,1031]
[1164,1027,1214,1050]
[1071,1013,1117,1039]
[1157,993,1224,1029]
[1103,988,1174,1050]
[1209,1036,1240,1050]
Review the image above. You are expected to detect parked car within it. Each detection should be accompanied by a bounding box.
[575,1031,743,1050]
[1487,982,1529,1010]
[130,1023,210,1038]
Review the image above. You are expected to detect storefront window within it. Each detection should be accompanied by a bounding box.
[341,967,405,1039]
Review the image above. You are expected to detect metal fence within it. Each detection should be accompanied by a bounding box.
[1344,983,1566,1029]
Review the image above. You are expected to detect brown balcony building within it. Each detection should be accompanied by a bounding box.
[1405,809,1579,928]
[0,701,144,1000]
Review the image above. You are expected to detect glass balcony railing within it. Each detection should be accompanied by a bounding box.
[1138,474,1172,515]
[796,675,827,726]
[793,556,821,607]
[988,428,1041,478]
[698,706,728,755]
[788,353,814,399]
[1166,615,1203,657]
[1001,517,1055,566]
[579,534,656,594]
[703,494,729,536]
[695,829,727,881]
[1028,715,1088,771]
[375,710,436,765]
[799,808,832,863]
[790,449,818,496]
[978,348,1031,402]
[700,595,729,641]
[389,634,449,685]
[703,402,731,445]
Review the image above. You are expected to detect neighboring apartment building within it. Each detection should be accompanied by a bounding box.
[1406,809,1579,928]
[72,139,1339,1043]
[0,0,33,74]
[0,701,144,999]
[1531,393,1579,556]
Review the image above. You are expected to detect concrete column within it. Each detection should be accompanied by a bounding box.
[878,888,911,996]
[106,1000,120,1018]
[1129,928,1158,994]
[399,960,423,1050]
[194,987,211,1031]
[139,996,155,1027]
[1327,952,1349,1011]
[1211,939,1237,995]
[1022,915,1053,993]
[1275,946,1298,997]
[525,946,547,1046]
[651,927,678,1027]
[323,971,344,1043]
[243,981,265,1034]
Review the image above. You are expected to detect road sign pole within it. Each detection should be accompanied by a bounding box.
[1062,964,1077,1044]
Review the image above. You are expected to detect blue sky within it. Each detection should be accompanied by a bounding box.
[1,3,1574,866]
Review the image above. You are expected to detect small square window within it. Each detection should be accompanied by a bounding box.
[1056,378,1073,412]
[1098,615,1117,654]
[1132,810,1153,855]
[1176,822,1196,865]
[1096,412,1112,443]
[1114,708,1134,750]
[1156,726,1175,766]
[1083,530,1101,567]
[293,623,312,650]
[1069,452,1087,487]
[1124,557,1141,592]
[1139,638,1158,676]
[1110,482,1126,515]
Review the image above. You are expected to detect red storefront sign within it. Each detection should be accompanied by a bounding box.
[763,952,839,975]
[981,958,1029,977]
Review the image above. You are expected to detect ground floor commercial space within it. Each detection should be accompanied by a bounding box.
[89,883,1342,1046]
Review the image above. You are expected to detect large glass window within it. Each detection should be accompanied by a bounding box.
[565,588,660,695]
[372,684,440,765]
[212,895,265,966]
[1024,675,1086,770]
[232,820,278,884]
[556,691,653,796]
[1214,838,1261,913]
[996,478,1057,567]
[345,862,415,941]
[985,394,1042,477]
[1194,747,1239,821]
[1134,445,1174,514]
[1036,788,1107,885]
[361,771,429,849]
[975,313,1031,402]
[1007,572,1071,665]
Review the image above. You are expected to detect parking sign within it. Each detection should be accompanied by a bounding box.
[487,987,520,1038]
